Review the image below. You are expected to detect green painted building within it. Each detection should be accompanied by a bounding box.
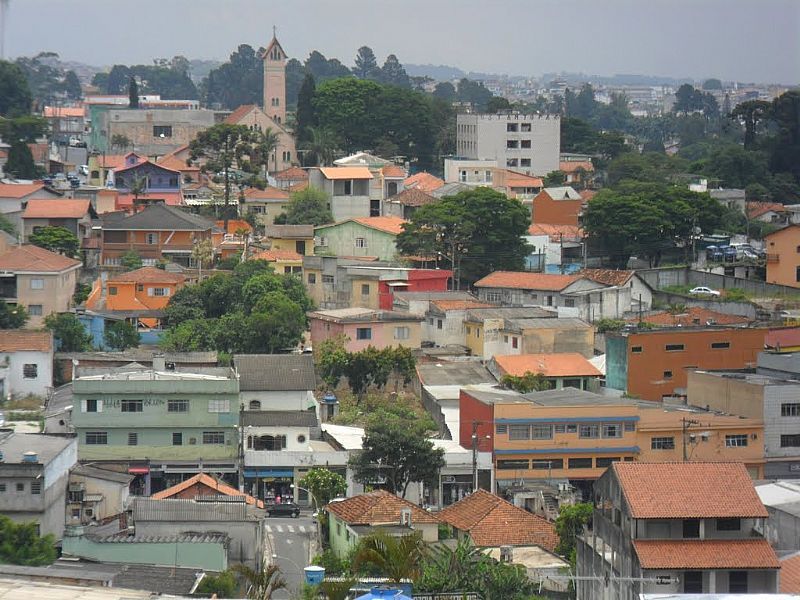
[71,362,240,494]
[314,217,406,262]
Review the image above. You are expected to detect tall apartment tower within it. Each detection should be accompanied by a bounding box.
[262,34,287,125]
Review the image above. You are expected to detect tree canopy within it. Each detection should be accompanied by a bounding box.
[0,300,28,329]
[93,59,197,99]
[161,260,311,354]
[281,186,334,226]
[0,515,57,566]
[104,320,141,351]
[298,468,347,509]
[29,226,79,257]
[202,44,264,110]
[45,313,93,352]
[0,60,32,117]
[396,187,531,288]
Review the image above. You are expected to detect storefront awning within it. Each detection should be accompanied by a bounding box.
[245,469,294,478]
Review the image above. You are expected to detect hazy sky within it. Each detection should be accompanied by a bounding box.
[4,0,799,83]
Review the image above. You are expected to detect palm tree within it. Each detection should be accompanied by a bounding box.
[258,128,281,177]
[130,175,147,204]
[301,126,337,167]
[232,563,286,600]
[353,530,425,583]
[319,578,357,600]
[191,238,214,280]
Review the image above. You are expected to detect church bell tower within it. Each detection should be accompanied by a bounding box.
[262,29,287,126]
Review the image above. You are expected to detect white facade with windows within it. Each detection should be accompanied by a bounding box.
[0,347,54,400]
[456,113,560,176]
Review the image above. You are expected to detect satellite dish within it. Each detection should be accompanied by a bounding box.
[693,226,702,235]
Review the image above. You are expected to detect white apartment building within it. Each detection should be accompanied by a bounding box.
[456,113,560,176]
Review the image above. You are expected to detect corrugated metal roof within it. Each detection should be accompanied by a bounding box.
[132,497,249,521]
[233,354,316,391]
[243,410,318,428]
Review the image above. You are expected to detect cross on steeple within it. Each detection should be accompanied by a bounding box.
[272,25,277,38]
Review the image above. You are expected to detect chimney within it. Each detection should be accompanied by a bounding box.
[400,507,412,527]
[152,353,166,371]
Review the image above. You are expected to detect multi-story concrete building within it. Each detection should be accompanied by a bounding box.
[765,224,800,288]
[606,327,769,401]
[687,367,800,478]
[307,307,423,352]
[0,431,77,539]
[314,216,407,262]
[71,358,240,494]
[456,112,560,176]
[0,245,81,327]
[0,331,53,400]
[577,462,779,598]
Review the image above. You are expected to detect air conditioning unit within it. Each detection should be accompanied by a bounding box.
[700,432,710,441]
[189,438,197,445]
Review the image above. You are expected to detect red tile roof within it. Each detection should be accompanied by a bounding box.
[244,186,290,200]
[252,249,303,262]
[579,190,596,201]
[630,306,752,327]
[288,181,309,192]
[404,172,444,193]
[274,166,309,181]
[765,327,800,350]
[43,106,85,118]
[747,201,786,220]
[559,160,594,174]
[23,199,91,219]
[215,220,252,235]
[99,153,141,170]
[116,159,180,175]
[352,216,408,235]
[577,268,634,287]
[157,154,199,173]
[0,330,53,353]
[781,552,800,594]
[109,266,185,284]
[320,166,373,180]
[474,271,579,291]
[0,183,46,199]
[528,223,584,242]
[613,462,768,519]
[438,490,558,551]
[389,188,437,208]
[326,489,440,525]
[502,169,543,188]
[633,539,778,570]
[0,244,81,272]
[494,353,601,378]
[152,472,264,508]
[381,165,407,178]
[224,104,257,125]
[116,192,184,208]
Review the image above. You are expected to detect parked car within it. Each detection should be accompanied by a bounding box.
[689,286,721,297]
[68,136,86,148]
[722,246,738,262]
[266,502,301,518]
[705,245,723,262]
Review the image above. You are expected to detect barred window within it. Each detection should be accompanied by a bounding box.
[203,431,225,444]
[208,399,230,413]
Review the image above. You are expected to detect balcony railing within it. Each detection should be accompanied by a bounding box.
[766,253,780,263]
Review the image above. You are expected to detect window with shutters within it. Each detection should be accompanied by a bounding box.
[208,399,230,413]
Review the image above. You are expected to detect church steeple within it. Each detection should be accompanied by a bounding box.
[262,30,287,125]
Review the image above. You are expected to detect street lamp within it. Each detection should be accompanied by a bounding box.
[290,483,323,545]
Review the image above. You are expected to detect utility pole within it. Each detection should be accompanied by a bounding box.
[238,402,245,492]
[471,421,479,492]
[681,417,700,461]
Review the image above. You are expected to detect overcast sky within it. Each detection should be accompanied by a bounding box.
[3,0,798,84]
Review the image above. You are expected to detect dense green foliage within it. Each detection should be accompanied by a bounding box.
[93,58,197,99]
[4,140,38,179]
[0,60,33,116]
[583,181,724,268]
[353,531,425,583]
[195,570,238,597]
[120,250,143,271]
[281,186,334,225]
[29,226,80,257]
[0,300,28,329]
[161,260,311,354]
[104,321,141,351]
[0,515,57,566]
[44,313,93,352]
[298,468,347,508]
[417,537,546,600]
[396,188,531,288]
[500,372,553,393]
[202,44,264,110]
[555,502,594,565]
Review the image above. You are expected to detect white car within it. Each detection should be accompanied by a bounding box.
[689,286,721,297]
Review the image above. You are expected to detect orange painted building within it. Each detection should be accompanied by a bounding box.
[606,327,769,401]
[531,187,584,226]
[765,224,800,288]
[86,266,185,327]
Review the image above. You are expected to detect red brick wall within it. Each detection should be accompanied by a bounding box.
[459,390,495,452]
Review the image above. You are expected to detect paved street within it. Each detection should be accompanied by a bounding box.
[264,514,316,599]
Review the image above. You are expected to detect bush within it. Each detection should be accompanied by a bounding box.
[595,318,626,333]
[195,570,237,597]
[723,288,749,302]
[312,549,350,576]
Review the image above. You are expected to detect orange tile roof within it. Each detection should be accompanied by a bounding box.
[577,268,634,287]
[116,192,184,208]
[116,159,180,175]
[244,186,290,200]
[99,153,141,170]
[431,299,494,311]
[747,201,786,220]
[527,223,584,242]
[326,489,440,525]
[502,169,543,188]
[559,160,594,174]
[252,249,303,262]
[613,462,768,519]
[404,172,444,193]
[0,330,53,353]
[109,266,185,284]
[23,199,91,219]
[388,188,436,208]
[629,306,751,327]
[0,244,81,272]
[438,490,558,551]
[494,353,601,378]
[158,154,198,173]
[43,106,85,118]
[579,189,597,201]
[215,220,252,234]
[274,166,309,181]
[474,271,579,291]
[152,472,264,508]
[319,166,373,180]
[633,539,778,570]
[288,180,309,192]
[0,183,46,199]
[765,327,800,350]
[781,553,800,594]
[381,165,407,178]
[223,104,257,125]
[352,216,408,235]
